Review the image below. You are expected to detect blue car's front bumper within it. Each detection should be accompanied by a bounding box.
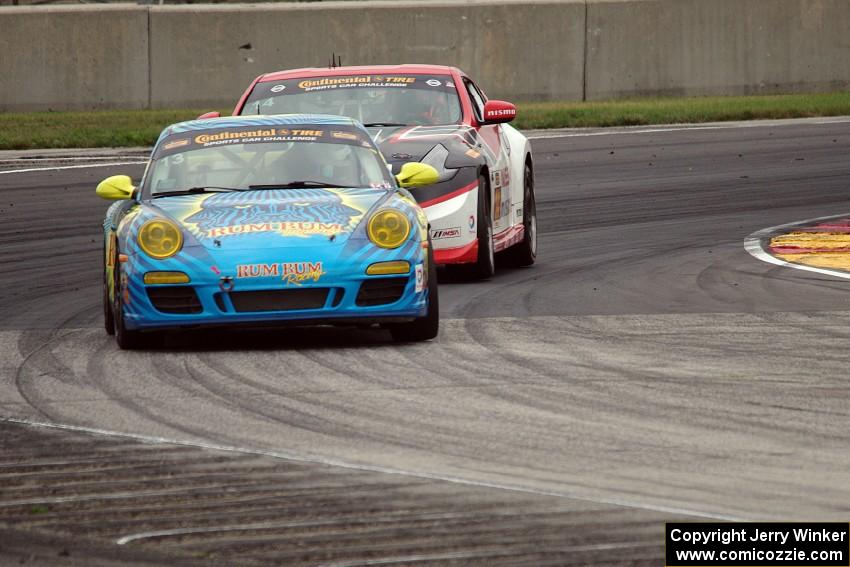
[120,252,428,332]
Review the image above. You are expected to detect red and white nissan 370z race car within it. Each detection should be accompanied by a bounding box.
[213,64,536,279]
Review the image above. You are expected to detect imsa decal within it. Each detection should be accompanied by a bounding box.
[430,227,461,240]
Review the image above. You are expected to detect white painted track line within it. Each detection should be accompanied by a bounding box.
[0,157,143,163]
[0,161,147,175]
[0,415,743,523]
[525,116,850,140]
[0,116,848,173]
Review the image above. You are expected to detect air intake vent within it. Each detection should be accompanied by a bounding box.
[147,287,202,314]
[230,289,329,312]
[356,278,407,307]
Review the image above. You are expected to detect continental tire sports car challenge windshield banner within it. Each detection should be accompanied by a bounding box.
[154,124,373,159]
[251,75,458,97]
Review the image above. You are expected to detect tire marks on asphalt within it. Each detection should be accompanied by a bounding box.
[8,313,850,520]
[4,120,850,563]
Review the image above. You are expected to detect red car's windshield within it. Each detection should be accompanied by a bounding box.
[241,74,463,126]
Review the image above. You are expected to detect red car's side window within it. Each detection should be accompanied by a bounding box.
[463,79,487,124]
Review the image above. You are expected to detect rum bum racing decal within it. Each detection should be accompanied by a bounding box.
[179,189,368,240]
[237,261,325,285]
[204,222,344,239]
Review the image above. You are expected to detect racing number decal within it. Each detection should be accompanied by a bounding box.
[491,168,511,221]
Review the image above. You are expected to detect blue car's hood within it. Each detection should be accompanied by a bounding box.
[146,188,387,251]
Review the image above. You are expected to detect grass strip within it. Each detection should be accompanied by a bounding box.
[0,109,228,151]
[0,92,848,150]
[515,92,850,129]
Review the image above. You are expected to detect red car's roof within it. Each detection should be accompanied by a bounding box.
[259,64,462,83]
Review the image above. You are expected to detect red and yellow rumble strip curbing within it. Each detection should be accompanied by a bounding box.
[770,217,850,271]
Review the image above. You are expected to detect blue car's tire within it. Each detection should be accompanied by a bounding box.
[113,261,152,350]
[390,240,439,342]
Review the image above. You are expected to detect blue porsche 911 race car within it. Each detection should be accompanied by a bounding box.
[97,114,440,349]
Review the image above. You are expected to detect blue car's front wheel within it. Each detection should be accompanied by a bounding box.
[113,260,154,350]
[389,240,439,342]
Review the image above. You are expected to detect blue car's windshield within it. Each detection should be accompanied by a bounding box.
[241,74,462,127]
[144,124,395,198]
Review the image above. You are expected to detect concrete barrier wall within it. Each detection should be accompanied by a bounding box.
[148,1,585,108]
[0,0,848,112]
[585,0,850,100]
[0,6,150,111]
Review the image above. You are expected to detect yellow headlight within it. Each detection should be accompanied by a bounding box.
[138,219,183,259]
[367,209,411,249]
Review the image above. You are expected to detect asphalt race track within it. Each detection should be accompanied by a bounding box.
[1,118,850,566]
